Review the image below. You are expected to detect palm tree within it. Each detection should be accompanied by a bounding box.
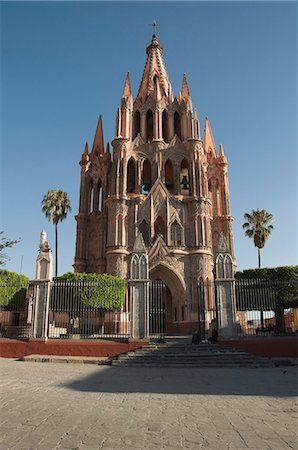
[242,209,274,268]
[41,190,71,277]
[243,209,274,330]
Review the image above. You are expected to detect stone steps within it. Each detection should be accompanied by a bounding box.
[112,343,274,368]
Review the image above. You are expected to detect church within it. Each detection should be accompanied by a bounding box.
[74,32,235,335]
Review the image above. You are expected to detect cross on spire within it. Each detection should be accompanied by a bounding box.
[150,19,159,36]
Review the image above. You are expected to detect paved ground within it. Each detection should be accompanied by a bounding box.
[0,358,297,450]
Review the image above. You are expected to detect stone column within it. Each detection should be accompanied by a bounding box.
[31,230,53,339]
[214,232,236,338]
[129,232,150,339]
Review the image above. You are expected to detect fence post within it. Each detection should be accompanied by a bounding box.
[31,230,53,339]
[129,232,150,340]
[215,233,236,338]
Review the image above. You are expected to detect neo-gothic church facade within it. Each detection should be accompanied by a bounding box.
[74,33,235,333]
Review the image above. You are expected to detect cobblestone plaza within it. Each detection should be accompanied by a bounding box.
[0,359,297,449]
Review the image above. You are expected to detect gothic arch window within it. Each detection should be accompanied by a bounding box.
[154,216,166,241]
[146,109,153,143]
[170,220,182,246]
[127,158,136,193]
[216,254,224,278]
[131,254,139,279]
[97,178,103,212]
[140,255,147,279]
[133,110,141,140]
[164,159,174,193]
[139,220,150,246]
[180,158,190,195]
[142,158,152,194]
[187,110,192,138]
[224,254,233,278]
[174,111,181,140]
[162,110,170,143]
[221,188,227,215]
[89,178,94,214]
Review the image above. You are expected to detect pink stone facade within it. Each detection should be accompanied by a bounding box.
[74,34,235,332]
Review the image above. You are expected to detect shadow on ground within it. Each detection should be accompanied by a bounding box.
[62,365,298,397]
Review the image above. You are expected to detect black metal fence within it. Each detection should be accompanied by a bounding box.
[149,279,167,337]
[234,279,298,336]
[197,279,298,338]
[0,281,31,338]
[48,280,129,339]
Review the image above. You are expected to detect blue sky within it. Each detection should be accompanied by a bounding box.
[1,1,297,278]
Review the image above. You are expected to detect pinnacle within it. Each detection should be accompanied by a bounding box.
[122,72,132,99]
[92,115,104,154]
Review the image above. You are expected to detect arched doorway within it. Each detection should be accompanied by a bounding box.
[149,264,186,336]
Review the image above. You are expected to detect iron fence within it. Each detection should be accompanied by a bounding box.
[234,279,298,336]
[0,281,31,338]
[197,279,298,338]
[48,280,129,339]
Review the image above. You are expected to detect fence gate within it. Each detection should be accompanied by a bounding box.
[149,279,167,337]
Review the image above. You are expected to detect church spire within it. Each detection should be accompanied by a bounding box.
[122,72,133,102]
[135,32,173,104]
[204,117,216,157]
[181,73,191,100]
[92,115,104,154]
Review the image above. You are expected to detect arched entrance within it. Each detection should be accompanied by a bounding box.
[149,264,186,337]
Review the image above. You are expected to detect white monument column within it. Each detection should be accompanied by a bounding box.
[32,230,53,339]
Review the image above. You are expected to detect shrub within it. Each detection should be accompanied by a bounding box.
[0,270,29,307]
[53,272,126,310]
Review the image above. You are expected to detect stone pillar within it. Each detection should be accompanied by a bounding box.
[31,230,53,339]
[129,232,150,339]
[215,279,236,338]
[215,232,236,338]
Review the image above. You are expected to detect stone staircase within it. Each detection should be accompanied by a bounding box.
[112,342,274,368]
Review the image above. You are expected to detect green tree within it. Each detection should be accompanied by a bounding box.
[242,209,274,269]
[242,209,274,329]
[0,232,20,266]
[41,190,71,277]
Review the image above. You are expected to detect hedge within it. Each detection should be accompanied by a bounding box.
[53,272,126,310]
[0,269,29,307]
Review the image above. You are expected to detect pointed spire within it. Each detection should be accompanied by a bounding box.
[81,142,89,162]
[219,144,225,157]
[105,142,110,154]
[122,72,133,100]
[181,73,191,99]
[135,34,173,103]
[92,115,104,154]
[204,117,216,157]
[132,232,147,254]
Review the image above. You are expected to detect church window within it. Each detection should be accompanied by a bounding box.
[170,221,182,246]
[164,159,174,193]
[139,220,150,246]
[142,158,152,194]
[127,158,136,193]
[154,216,166,241]
[97,179,103,212]
[146,109,154,143]
[180,158,190,195]
[174,111,181,140]
[216,255,224,278]
[89,178,94,214]
[162,110,170,143]
[133,110,141,139]
[224,254,233,278]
